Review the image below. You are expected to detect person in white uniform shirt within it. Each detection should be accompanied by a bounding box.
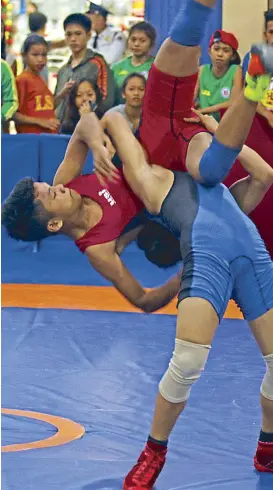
[86,2,126,66]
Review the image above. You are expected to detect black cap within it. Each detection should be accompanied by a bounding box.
[86,2,111,17]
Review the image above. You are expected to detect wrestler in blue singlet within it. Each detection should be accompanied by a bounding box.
[159,171,273,321]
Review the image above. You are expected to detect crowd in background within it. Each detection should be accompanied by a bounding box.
[1,3,273,141]
[1,2,273,265]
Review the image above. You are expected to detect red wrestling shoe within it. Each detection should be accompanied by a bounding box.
[254,441,273,473]
[123,442,167,490]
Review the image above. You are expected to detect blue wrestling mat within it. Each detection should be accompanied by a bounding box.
[2,308,272,489]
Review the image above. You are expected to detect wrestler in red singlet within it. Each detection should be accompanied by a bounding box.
[139,64,273,258]
[138,64,207,172]
[65,172,143,251]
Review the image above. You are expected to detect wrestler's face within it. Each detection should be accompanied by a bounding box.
[122,76,145,108]
[209,42,234,68]
[265,20,273,46]
[34,182,81,232]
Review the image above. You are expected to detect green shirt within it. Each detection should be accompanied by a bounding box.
[112,56,154,87]
[1,59,18,123]
[199,64,238,121]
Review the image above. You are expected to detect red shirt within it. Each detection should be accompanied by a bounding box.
[65,172,143,252]
[16,71,57,134]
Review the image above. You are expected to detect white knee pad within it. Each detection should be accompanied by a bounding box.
[261,353,273,401]
[159,339,211,403]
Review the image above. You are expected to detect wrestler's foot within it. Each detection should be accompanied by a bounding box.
[123,443,167,490]
[244,43,273,102]
[254,441,273,473]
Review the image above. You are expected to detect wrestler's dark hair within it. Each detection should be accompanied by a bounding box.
[1,178,56,242]
[121,72,147,93]
[128,21,157,47]
[63,13,91,33]
[137,221,182,268]
[264,9,273,29]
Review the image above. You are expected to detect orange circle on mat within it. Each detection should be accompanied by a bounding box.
[1,408,85,452]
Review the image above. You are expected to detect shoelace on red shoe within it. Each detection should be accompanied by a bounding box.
[132,448,164,486]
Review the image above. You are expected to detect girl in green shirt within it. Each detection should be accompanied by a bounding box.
[112,21,156,88]
[195,29,243,121]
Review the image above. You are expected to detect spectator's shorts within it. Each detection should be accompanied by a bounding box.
[138,63,206,172]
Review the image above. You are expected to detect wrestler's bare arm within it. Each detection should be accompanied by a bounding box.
[187,112,273,214]
[53,113,113,186]
[115,225,145,255]
[77,112,173,213]
[85,242,180,313]
[53,129,90,186]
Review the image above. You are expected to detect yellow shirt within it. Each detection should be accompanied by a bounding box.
[261,77,273,110]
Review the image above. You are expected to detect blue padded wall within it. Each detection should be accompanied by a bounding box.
[1,134,39,201]
[1,135,40,253]
[145,0,222,64]
[39,133,94,184]
[1,134,95,253]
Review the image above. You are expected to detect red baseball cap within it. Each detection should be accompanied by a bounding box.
[209,29,239,52]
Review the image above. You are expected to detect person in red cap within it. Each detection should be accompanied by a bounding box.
[194,29,243,121]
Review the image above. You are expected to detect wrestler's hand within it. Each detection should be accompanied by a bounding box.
[103,133,116,159]
[92,141,120,186]
[167,267,184,296]
[184,109,219,134]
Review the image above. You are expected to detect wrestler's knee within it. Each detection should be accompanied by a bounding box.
[261,354,273,401]
[159,339,211,403]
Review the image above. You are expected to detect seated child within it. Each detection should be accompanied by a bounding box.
[105,73,146,132]
[60,78,103,135]
[195,29,243,121]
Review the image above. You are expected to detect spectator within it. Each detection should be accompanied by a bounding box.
[28,12,67,50]
[27,2,38,15]
[243,10,273,128]
[26,12,67,84]
[194,30,242,121]
[14,34,60,134]
[86,2,126,66]
[112,21,156,88]
[13,1,38,52]
[1,59,18,131]
[60,78,103,135]
[105,73,146,132]
[28,11,48,37]
[54,13,117,123]
[1,19,17,76]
